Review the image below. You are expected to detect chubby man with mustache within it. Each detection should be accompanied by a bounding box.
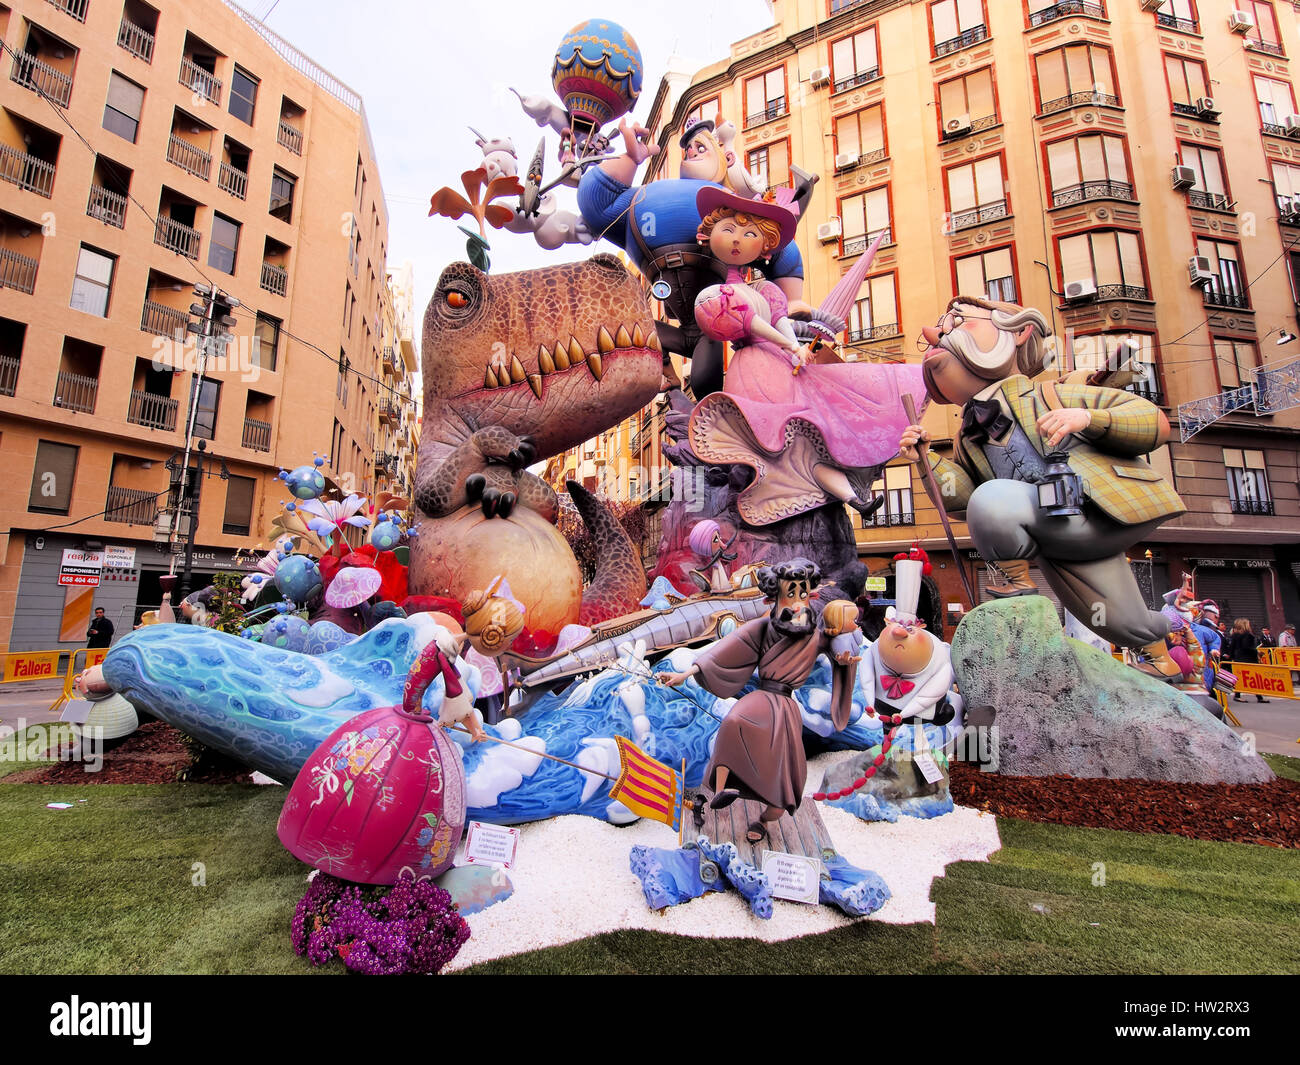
[899,296,1186,680]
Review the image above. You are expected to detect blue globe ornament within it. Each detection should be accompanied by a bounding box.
[274,554,321,604]
[370,519,403,551]
[259,614,311,652]
[281,464,326,500]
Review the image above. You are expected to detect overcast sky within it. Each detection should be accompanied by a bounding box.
[257,0,774,339]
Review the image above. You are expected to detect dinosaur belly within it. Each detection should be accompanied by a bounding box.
[409,504,582,634]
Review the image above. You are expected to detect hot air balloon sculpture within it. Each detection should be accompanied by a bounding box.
[277,637,469,885]
[551,19,643,152]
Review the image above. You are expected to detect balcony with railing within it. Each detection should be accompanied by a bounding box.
[140,299,187,337]
[1125,381,1164,406]
[745,99,786,128]
[934,24,988,57]
[106,485,159,526]
[1277,196,1300,225]
[1051,180,1135,207]
[382,346,400,376]
[1039,90,1120,116]
[242,417,272,452]
[1230,498,1275,516]
[841,227,892,257]
[218,160,248,200]
[46,0,89,20]
[941,113,999,140]
[260,261,288,296]
[1155,11,1197,33]
[154,215,201,259]
[835,147,887,172]
[166,133,211,180]
[1202,285,1250,310]
[1187,189,1231,212]
[277,120,303,155]
[53,370,97,414]
[1030,1,1104,27]
[127,389,178,430]
[1093,283,1150,301]
[0,143,56,198]
[1245,37,1285,58]
[862,507,915,528]
[947,199,1008,231]
[833,68,880,93]
[0,248,39,294]
[846,323,902,342]
[117,18,155,62]
[179,56,221,105]
[9,51,73,108]
[0,353,18,397]
[86,185,127,228]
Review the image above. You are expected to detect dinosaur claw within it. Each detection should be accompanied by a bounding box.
[465,474,486,503]
[481,487,501,518]
[498,492,517,519]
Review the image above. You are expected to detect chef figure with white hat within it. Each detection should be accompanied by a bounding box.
[858,546,961,727]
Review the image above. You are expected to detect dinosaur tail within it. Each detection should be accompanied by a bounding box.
[566,480,647,626]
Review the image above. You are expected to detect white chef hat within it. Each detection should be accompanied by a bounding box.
[886,558,924,625]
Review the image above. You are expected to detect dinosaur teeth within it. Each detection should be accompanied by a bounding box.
[538,345,555,374]
[615,325,632,348]
[568,336,584,364]
[484,366,499,389]
[647,331,662,353]
[526,373,543,399]
[632,324,645,347]
[597,326,615,354]
[553,341,570,370]
[586,352,603,381]
[510,355,526,383]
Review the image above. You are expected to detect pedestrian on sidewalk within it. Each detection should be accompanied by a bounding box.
[1225,618,1267,703]
[1279,624,1296,647]
[86,608,114,649]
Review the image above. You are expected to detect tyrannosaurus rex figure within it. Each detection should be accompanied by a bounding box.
[409,255,663,632]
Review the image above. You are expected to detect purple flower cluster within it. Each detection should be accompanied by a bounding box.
[290,870,471,975]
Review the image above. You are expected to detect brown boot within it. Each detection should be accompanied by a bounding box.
[1133,639,1183,681]
[986,560,1038,598]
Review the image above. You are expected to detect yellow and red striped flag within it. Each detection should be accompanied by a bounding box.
[610,736,683,830]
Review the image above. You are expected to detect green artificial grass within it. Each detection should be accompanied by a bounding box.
[1263,751,1300,783]
[0,776,1295,975]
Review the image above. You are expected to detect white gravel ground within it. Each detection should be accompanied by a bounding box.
[446,750,1002,971]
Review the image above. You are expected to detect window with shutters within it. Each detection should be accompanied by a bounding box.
[28,440,78,514]
[1045,134,1133,206]
[208,214,240,274]
[937,66,997,138]
[954,246,1017,303]
[1196,239,1248,309]
[1035,43,1118,114]
[834,105,886,165]
[930,0,987,57]
[103,72,145,143]
[1067,333,1159,399]
[70,246,115,317]
[192,379,220,440]
[269,168,296,223]
[860,465,914,527]
[1178,144,1231,210]
[831,26,879,92]
[944,153,1007,230]
[743,67,786,127]
[1213,338,1259,393]
[745,139,790,190]
[1058,229,1148,299]
[846,273,899,342]
[1152,0,1197,34]
[222,475,256,535]
[1164,54,1210,117]
[230,66,258,124]
[1242,1,1284,57]
[1254,75,1296,131]
[1223,448,1272,515]
[839,186,892,257]
[684,97,720,130]
[253,312,280,372]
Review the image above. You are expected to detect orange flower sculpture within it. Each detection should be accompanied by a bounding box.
[429,166,524,270]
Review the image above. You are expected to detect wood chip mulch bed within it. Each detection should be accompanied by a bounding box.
[949,762,1300,848]
[7,722,254,786]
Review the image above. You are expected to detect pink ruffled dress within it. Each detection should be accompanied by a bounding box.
[689,269,928,526]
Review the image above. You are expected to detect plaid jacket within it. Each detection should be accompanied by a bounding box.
[929,375,1186,527]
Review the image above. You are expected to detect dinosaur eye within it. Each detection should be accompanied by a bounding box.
[446,290,468,307]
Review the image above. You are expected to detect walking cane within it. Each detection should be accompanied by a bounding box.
[902,394,978,608]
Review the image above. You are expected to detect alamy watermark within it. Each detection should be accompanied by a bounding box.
[0,718,104,772]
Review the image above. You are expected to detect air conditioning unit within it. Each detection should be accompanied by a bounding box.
[1285,114,1300,136]
[1171,165,1197,190]
[1229,10,1256,33]
[1064,279,1097,301]
[809,66,831,88]
[834,151,860,171]
[1139,0,1165,10]
[816,218,843,243]
[1195,97,1218,116]
[1188,255,1215,285]
[944,113,972,137]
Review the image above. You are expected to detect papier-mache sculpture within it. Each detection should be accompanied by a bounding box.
[900,295,1187,680]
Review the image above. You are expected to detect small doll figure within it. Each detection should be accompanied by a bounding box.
[687,519,738,594]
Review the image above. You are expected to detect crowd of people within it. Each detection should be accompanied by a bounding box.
[1208,612,1296,704]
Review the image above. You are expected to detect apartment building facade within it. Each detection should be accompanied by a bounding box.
[614,0,1300,631]
[0,0,401,650]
